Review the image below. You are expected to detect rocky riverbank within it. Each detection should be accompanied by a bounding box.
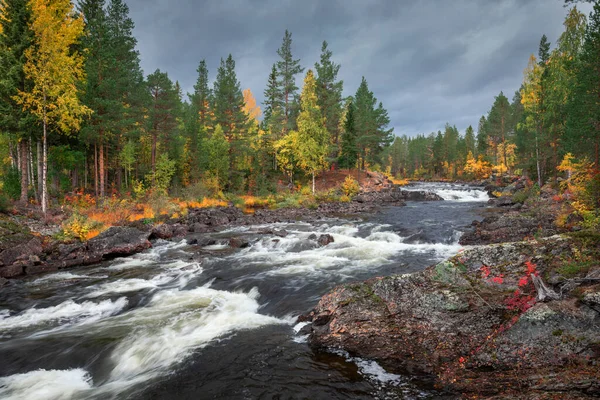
[0,186,443,281]
[301,181,600,399]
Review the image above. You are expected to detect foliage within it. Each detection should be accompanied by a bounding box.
[1,166,20,199]
[61,212,104,241]
[341,175,360,197]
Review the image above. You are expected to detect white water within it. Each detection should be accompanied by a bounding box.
[0,368,93,400]
[231,222,461,280]
[0,298,128,334]
[403,183,490,202]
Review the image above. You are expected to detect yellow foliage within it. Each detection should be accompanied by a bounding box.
[341,175,360,197]
[242,88,262,121]
[464,152,492,179]
[391,177,409,186]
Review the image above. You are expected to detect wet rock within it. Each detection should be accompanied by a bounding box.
[308,236,600,398]
[149,224,175,240]
[0,277,7,287]
[0,264,24,278]
[87,226,151,258]
[190,223,210,233]
[317,234,334,247]
[308,233,317,240]
[228,237,250,249]
[298,323,313,335]
[58,242,85,259]
[25,264,58,275]
[0,237,43,268]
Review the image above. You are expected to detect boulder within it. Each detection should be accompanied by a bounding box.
[317,234,334,247]
[228,237,250,249]
[0,237,43,268]
[87,226,151,258]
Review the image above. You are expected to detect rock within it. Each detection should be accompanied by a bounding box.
[0,264,24,278]
[298,323,313,336]
[58,242,85,258]
[317,234,334,247]
[0,277,7,287]
[308,236,600,398]
[273,229,288,238]
[25,264,58,275]
[87,226,151,258]
[308,233,317,240]
[191,223,210,233]
[228,237,250,249]
[0,237,43,268]
[207,209,230,226]
[150,224,174,240]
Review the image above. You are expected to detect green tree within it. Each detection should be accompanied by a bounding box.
[353,77,393,169]
[0,0,34,203]
[206,124,230,190]
[314,41,343,159]
[338,98,358,169]
[464,125,476,156]
[486,91,511,171]
[17,0,91,213]
[566,2,600,167]
[295,70,330,193]
[276,30,304,132]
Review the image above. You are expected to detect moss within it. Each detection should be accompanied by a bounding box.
[553,329,564,337]
[557,261,595,279]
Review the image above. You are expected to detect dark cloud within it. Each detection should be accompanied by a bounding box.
[124,0,593,137]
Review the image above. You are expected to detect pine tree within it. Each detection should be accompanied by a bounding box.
[464,125,476,156]
[339,98,358,169]
[0,0,34,203]
[567,2,600,167]
[147,69,179,180]
[276,30,304,132]
[486,92,511,171]
[476,116,488,157]
[294,69,330,193]
[262,63,280,125]
[206,124,230,191]
[353,77,393,169]
[314,41,343,159]
[212,54,248,187]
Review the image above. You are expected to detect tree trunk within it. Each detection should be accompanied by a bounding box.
[37,140,42,202]
[312,171,315,194]
[29,140,37,201]
[535,129,542,188]
[19,140,29,204]
[42,112,48,214]
[94,142,98,197]
[99,132,105,198]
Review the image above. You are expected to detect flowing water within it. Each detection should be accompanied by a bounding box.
[0,183,489,400]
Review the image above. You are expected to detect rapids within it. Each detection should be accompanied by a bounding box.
[0,183,488,399]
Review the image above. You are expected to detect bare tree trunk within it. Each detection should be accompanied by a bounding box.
[99,132,105,198]
[532,275,560,302]
[94,142,98,197]
[29,140,37,201]
[42,110,48,214]
[312,172,315,194]
[535,130,542,188]
[37,140,42,202]
[8,140,17,168]
[19,141,29,204]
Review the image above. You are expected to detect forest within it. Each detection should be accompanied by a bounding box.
[0,0,599,227]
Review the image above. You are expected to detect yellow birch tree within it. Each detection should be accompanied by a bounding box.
[15,0,90,213]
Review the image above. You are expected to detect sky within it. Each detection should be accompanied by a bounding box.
[124,0,593,138]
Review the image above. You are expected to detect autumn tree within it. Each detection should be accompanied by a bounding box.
[294,70,330,193]
[17,0,90,213]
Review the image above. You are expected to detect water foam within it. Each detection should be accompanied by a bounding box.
[102,285,289,389]
[0,368,93,400]
[0,298,127,332]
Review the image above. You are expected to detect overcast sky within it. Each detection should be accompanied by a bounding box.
[124,0,592,137]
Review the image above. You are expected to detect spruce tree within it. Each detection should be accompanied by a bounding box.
[0,0,34,203]
[338,98,358,169]
[464,125,476,156]
[276,30,304,132]
[315,41,343,157]
[567,1,600,167]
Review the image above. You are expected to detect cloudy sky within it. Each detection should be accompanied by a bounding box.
[124,0,592,137]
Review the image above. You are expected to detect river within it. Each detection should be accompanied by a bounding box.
[0,183,489,400]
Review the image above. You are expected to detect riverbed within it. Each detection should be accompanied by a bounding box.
[0,183,488,399]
